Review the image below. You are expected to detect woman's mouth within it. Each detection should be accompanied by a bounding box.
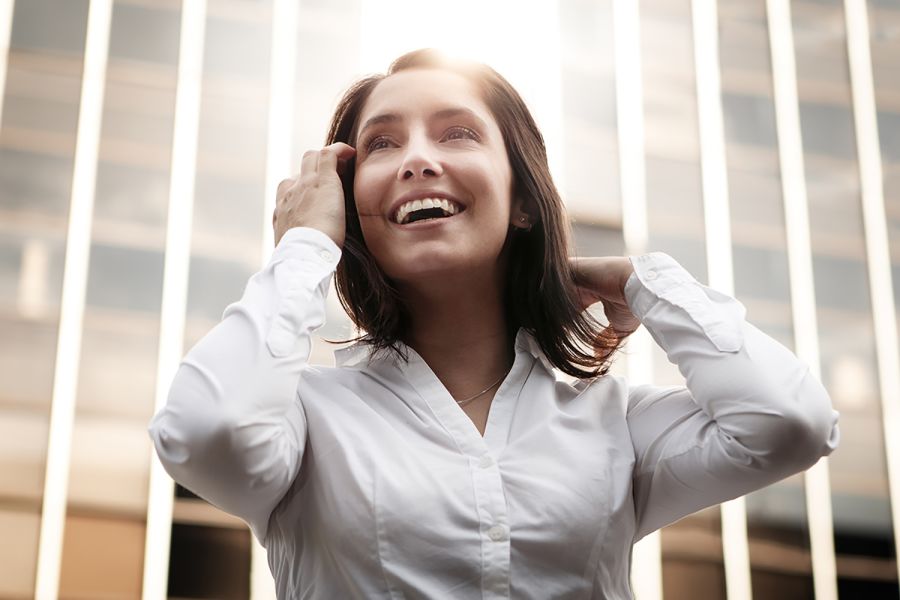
[392,198,465,225]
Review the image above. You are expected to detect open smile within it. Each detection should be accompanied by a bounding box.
[391,197,466,225]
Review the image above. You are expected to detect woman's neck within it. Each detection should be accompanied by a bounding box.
[399,268,514,400]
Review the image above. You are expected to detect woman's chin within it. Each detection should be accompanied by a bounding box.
[381,252,493,286]
[370,236,509,286]
[387,258,469,284]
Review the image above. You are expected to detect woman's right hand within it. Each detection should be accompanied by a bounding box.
[273,142,356,248]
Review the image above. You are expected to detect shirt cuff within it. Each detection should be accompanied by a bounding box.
[272,226,342,268]
[265,227,342,357]
[624,252,687,318]
[625,252,745,353]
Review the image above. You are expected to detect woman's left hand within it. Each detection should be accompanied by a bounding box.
[570,257,640,335]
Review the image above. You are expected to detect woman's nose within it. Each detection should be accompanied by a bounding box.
[397,136,443,181]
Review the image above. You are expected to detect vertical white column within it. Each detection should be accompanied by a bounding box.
[844,0,900,583]
[766,1,838,598]
[251,0,299,598]
[613,1,660,599]
[142,0,207,598]
[34,0,113,598]
[0,0,14,125]
[613,0,647,257]
[690,2,752,600]
[260,0,298,262]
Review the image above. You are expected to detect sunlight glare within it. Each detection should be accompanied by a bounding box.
[358,0,565,188]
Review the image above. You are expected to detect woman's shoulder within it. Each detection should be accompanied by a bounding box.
[559,371,631,417]
[570,370,628,393]
[298,348,402,398]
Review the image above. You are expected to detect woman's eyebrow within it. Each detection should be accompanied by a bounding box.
[358,113,400,140]
[431,107,489,131]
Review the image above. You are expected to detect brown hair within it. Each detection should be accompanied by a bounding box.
[326,49,625,378]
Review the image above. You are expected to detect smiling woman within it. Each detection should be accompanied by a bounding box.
[328,50,623,378]
[149,49,839,599]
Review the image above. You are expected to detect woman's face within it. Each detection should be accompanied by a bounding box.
[352,68,518,285]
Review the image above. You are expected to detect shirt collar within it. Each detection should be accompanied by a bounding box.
[333,340,377,368]
[333,328,554,373]
[513,329,556,373]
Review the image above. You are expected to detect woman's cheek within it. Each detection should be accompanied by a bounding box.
[353,165,388,215]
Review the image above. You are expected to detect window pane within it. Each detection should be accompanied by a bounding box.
[0,508,40,599]
[108,2,180,66]
[67,415,152,514]
[59,513,145,598]
[559,0,621,222]
[168,523,251,600]
[8,0,88,56]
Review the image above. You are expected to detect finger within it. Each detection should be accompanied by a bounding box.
[328,142,357,177]
[336,154,354,177]
[317,146,338,176]
[568,255,584,270]
[300,149,319,177]
[276,177,295,199]
[333,141,356,160]
[574,285,598,311]
[319,143,356,177]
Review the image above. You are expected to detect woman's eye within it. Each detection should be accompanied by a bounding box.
[443,126,479,142]
[365,136,391,152]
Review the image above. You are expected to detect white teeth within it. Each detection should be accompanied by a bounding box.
[444,200,458,215]
[393,197,463,224]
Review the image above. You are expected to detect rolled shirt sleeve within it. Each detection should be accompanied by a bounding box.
[148,227,340,541]
[625,252,840,541]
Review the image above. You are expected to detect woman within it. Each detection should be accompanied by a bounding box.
[149,49,839,599]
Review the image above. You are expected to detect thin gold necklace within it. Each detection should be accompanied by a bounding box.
[454,373,506,407]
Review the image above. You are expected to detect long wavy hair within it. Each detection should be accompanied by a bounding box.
[326,49,625,378]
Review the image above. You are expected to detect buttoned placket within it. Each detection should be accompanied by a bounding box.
[400,345,535,599]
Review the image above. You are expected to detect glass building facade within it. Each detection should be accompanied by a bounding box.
[0,0,897,598]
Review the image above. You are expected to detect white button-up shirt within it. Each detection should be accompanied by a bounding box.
[149,227,839,599]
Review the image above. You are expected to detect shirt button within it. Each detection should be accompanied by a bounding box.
[488,525,507,542]
[318,249,333,262]
[645,269,658,280]
[478,455,493,469]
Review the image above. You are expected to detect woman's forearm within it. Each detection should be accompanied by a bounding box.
[626,252,839,539]
[148,226,340,539]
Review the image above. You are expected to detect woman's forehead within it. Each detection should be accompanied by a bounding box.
[360,68,495,125]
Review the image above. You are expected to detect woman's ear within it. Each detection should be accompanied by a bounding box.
[510,197,533,231]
